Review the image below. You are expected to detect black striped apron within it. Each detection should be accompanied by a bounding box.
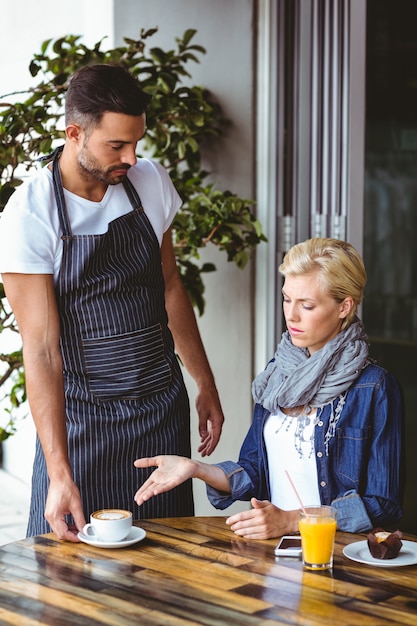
[27,155,194,536]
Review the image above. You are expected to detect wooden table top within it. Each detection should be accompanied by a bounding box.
[0,516,416,625]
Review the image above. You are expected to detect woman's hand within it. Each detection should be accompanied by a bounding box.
[133,455,197,505]
[225,497,299,539]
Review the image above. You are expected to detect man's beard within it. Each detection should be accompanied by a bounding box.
[77,145,130,185]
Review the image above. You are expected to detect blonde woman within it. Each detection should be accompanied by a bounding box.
[135,238,404,539]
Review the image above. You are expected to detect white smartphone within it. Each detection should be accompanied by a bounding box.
[274,535,302,557]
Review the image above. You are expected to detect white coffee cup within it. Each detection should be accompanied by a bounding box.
[82,509,133,542]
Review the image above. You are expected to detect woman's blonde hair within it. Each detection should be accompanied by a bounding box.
[279,238,367,330]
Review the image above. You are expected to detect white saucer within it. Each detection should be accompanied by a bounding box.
[343,540,417,567]
[78,525,146,549]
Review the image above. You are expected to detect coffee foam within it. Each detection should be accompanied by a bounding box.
[93,509,131,520]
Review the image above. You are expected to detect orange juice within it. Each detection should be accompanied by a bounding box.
[299,506,337,569]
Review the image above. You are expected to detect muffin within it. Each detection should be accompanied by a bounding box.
[367,528,403,560]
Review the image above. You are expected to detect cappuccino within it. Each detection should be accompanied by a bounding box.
[93,509,131,521]
[83,508,132,542]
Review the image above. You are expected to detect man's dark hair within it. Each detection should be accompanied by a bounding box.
[65,64,151,129]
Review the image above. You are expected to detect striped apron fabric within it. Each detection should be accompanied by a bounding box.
[27,155,194,536]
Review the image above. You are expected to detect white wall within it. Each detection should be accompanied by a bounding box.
[0,0,256,516]
[1,1,114,93]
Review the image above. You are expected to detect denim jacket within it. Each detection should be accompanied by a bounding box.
[207,363,404,533]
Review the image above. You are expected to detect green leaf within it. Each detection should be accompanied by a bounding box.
[182,29,197,47]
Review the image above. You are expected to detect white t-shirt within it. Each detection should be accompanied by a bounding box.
[264,408,321,510]
[0,158,181,282]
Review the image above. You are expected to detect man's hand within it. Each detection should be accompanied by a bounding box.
[44,478,86,542]
[196,385,224,456]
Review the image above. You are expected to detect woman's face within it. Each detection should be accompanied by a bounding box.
[282,272,353,355]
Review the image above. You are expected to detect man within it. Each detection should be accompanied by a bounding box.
[0,64,224,541]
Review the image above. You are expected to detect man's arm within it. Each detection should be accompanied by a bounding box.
[1,273,86,540]
[160,230,224,456]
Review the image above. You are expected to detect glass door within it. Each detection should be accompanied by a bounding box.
[364,0,417,533]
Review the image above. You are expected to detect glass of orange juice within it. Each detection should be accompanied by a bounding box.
[299,505,337,570]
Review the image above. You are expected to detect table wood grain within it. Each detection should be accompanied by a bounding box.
[0,516,416,625]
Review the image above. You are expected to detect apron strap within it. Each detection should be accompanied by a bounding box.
[122,176,144,212]
[52,146,73,237]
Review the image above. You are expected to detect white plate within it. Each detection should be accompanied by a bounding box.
[78,525,146,549]
[343,540,417,567]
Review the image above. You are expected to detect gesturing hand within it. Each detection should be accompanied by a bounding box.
[133,455,196,505]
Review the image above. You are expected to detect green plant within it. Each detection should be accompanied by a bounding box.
[0,283,25,441]
[0,28,266,440]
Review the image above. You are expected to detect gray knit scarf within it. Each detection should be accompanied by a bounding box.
[252,316,369,413]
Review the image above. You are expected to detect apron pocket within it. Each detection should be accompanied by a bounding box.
[82,324,172,401]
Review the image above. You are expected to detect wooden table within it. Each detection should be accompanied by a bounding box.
[0,516,416,625]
